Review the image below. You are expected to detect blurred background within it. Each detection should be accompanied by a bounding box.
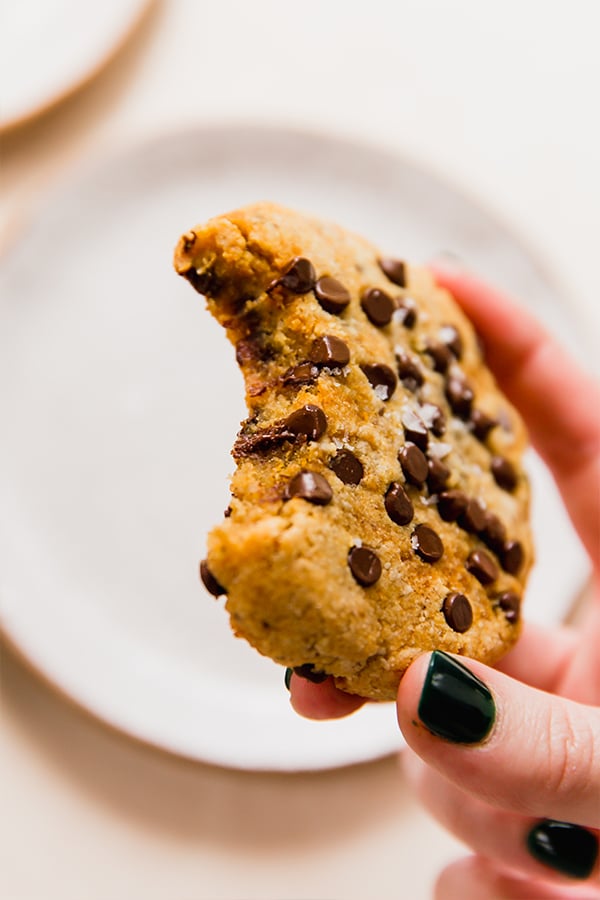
[1,2,599,898]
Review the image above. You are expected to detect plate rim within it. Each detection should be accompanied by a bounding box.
[0,0,155,134]
[3,118,595,354]
[0,120,589,770]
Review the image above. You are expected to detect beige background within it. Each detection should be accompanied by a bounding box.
[2,642,464,900]
[2,2,599,898]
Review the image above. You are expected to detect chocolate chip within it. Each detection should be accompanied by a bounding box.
[309,334,350,367]
[396,298,417,328]
[182,266,220,296]
[233,420,297,457]
[445,376,474,419]
[402,408,429,450]
[276,257,316,293]
[384,482,414,526]
[281,362,319,386]
[411,524,444,563]
[361,288,395,326]
[378,257,406,287]
[496,591,521,624]
[442,593,473,633]
[437,490,468,522]
[399,442,429,486]
[235,339,259,366]
[247,382,267,398]
[181,230,196,253]
[439,325,463,359]
[466,549,499,585]
[329,449,364,485]
[200,559,225,597]
[396,351,425,391]
[501,540,524,575]
[284,471,333,505]
[348,545,382,586]
[421,403,446,437]
[235,333,273,366]
[459,498,487,534]
[314,276,351,314]
[425,340,453,374]
[224,505,232,518]
[285,404,327,441]
[470,409,498,442]
[491,455,518,492]
[361,363,397,400]
[480,511,507,554]
[293,664,328,683]
[426,457,450,494]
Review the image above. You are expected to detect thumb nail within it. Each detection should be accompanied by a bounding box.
[418,650,496,744]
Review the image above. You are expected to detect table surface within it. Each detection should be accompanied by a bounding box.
[1,2,599,898]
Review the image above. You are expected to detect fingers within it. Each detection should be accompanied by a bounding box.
[557,604,600,707]
[494,620,578,694]
[397,651,600,826]
[288,611,593,719]
[436,857,600,900]
[288,674,365,719]
[430,263,600,568]
[495,610,600,707]
[288,618,583,721]
[404,750,600,886]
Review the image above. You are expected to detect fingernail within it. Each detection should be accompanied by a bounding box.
[527,819,599,880]
[417,650,495,744]
[284,667,293,690]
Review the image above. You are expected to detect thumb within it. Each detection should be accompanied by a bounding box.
[398,651,600,828]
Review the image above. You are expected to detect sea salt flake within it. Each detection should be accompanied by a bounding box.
[402,407,426,431]
[428,441,453,459]
[439,325,457,343]
[419,403,440,429]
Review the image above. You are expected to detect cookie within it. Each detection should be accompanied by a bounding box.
[174,202,533,701]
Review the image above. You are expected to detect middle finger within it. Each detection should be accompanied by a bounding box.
[403,750,600,886]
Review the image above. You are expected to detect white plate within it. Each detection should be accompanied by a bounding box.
[0,0,151,130]
[0,125,589,771]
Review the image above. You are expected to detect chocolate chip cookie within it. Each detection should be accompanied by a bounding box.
[174,202,533,701]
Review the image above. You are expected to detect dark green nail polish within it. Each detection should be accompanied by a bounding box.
[527,819,598,880]
[284,667,293,690]
[418,650,495,743]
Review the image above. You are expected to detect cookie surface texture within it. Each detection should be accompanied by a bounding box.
[174,202,533,701]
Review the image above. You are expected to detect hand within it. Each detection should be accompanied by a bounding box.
[289,265,600,898]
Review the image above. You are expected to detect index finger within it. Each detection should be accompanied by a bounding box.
[430,264,600,569]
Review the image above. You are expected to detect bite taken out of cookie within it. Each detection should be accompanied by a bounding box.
[174,202,533,701]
